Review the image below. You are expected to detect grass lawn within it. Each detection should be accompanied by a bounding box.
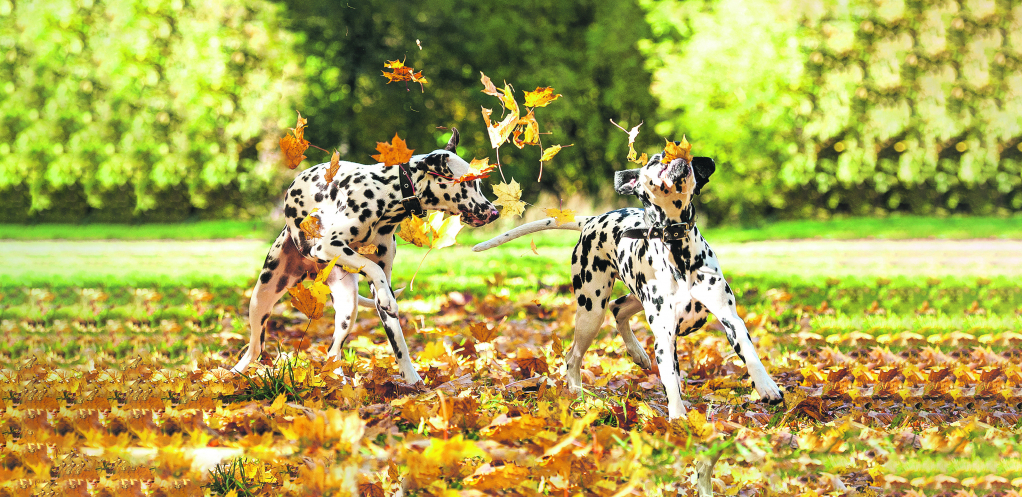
[2,214,1021,242]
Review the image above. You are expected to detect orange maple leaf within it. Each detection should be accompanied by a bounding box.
[299,209,323,240]
[469,322,498,342]
[663,135,694,163]
[371,134,415,167]
[279,111,310,169]
[524,86,562,108]
[382,58,428,90]
[455,158,496,183]
[324,150,341,184]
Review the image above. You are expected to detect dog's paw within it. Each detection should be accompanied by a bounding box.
[375,293,397,316]
[753,377,784,404]
[627,346,652,370]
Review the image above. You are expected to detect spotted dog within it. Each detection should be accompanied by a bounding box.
[233,129,499,383]
[474,151,783,419]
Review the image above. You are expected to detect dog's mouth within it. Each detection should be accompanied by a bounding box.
[656,159,689,190]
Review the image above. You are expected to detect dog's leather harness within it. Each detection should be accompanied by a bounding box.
[619,221,694,242]
[398,164,425,218]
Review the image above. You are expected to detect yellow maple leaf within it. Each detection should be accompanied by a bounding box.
[469,322,498,342]
[492,180,526,219]
[663,135,694,163]
[540,144,572,162]
[398,214,432,248]
[545,207,576,226]
[428,211,463,250]
[371,133,415,167]
[524,86,562,108]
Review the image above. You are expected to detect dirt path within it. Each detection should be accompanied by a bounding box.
[3,239,1020,285]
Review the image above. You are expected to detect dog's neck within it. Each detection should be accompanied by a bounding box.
[638,194,695,229]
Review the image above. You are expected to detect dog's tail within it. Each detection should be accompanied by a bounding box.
[472,217,588,252]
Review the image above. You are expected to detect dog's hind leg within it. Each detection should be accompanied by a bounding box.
[233,228,306,373]
[325,267,359,376]
[565,279,614,393]
[608,294,650,369]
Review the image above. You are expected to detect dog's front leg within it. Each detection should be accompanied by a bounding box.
[647,305,688,419]
[692,269,783,404]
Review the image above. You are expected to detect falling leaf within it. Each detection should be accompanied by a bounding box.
[299,209,323,240]
[280,111,310,169]
[324,150,341,184]
[663,135,694,163]
[469,322,498,342]
[545,207,576,226]
[530,239,538,255]
[359,482,385,497]
[524,87,562,108]
[492,180,526,219]
[287,255,341,320]
[482,106,518,149]
[356,244,378,255]
[371,133,415,167]
[479,71,501,97]
[498,84,520,117]
[611,119,645,164]
[512,110,540,149]
[398,214,432,248]
[382,58,428,90]
[428,211,464,250]
[455,158,496,183]
[540,144,572,162]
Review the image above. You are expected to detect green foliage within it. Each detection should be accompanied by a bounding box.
[642,0,1022,223]
[0,0,302,222]
[278,0,658,199]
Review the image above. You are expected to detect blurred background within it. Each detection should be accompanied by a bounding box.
[0,0,1020,226]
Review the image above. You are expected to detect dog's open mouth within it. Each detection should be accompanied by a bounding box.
[657,159,688,190]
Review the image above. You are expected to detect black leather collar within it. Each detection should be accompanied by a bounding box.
[398,164,424,218]
[620,221,694,242]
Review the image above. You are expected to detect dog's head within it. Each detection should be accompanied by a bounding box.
[614,148,715,223]
[411,129,500,227]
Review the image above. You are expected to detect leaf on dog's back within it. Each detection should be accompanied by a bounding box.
[299,209,322,240]
[371,133,414,167]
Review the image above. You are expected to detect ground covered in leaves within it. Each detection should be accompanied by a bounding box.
[2,278,1022,496]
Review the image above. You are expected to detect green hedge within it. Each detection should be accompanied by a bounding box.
[0,0,301,222]
[643,0,1022,224]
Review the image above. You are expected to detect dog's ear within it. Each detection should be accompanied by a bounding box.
[692,157,715,195]
[444,128,459,153]
[614,168,641,195]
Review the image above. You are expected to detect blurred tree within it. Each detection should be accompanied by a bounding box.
[642,0,1022,224]
[278,0,659,201]
[0,0,302,222]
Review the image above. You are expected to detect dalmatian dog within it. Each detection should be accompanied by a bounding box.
[474,151,783,418]
[232,129,499,383]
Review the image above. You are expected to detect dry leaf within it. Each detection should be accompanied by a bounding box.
[663,135,694,163]
[299,209,322,240]
[524,87,562,108]
[540,144,572,162]
[371,134,415,167]
[545,207,576,226]
[492,180,526,219]
[325,150,341,184]
[456,157,496,183]
[280,111,310,169]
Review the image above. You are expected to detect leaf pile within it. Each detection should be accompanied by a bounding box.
[3,279,1022,496]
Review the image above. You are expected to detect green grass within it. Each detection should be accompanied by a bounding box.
[0,220,277,241]
[3,214,1021,243]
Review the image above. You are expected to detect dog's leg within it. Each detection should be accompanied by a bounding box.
[233,229,301,374]
[695,449,724,497]
[565,280,614,392]
[647,305,689,419]
[608,294,650,369]
[325,267,359,376]
[692,268,783,404]
[367,235,421,384]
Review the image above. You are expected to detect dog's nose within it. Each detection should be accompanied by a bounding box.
[487,207,499,222]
